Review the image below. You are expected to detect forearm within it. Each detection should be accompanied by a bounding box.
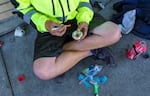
[63,35,100,51]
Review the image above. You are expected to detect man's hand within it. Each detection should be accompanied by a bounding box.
[45,20,67,37]
[77,22,89,39]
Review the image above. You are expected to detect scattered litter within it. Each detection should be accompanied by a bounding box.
[126,40,147,60]
[142,53,149,59]
[14,26,25,37]
[18,75,25,83]
[78,64,108,96]
[96,2,105,9]
[93,83,99,96]
[90,0,105,9]
[0,40,3,47]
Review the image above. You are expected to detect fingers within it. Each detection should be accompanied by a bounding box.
[51,25,67,36]
[45,20,60,33]
[81,27,88,39]
[78,22,88,31]
[55,24,71,36]
[57,25,67,36]
[45,20,67,36]
[78,22,89,39]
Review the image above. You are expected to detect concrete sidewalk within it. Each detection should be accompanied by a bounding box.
[1,23,150,96]
[0,0,150,96]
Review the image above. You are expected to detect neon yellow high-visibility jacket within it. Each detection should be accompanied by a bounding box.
[15,0,94,33]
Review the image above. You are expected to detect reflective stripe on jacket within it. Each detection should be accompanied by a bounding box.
[15,0,94,32]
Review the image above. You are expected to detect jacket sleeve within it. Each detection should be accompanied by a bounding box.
[13,0,49,32]
[76,0,94,24]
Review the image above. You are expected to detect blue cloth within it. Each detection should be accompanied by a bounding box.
[119,9,136,34]
[111,0,150,40]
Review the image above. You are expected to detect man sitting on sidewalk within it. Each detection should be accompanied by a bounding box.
[11,0,121,80]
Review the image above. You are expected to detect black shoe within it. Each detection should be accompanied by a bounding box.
[91,47,116,67]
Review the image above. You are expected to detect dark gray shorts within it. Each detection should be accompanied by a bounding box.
[34,20,78,60]
[34,15,105,60]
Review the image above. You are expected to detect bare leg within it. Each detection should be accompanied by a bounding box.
[33,21,121,80]
[63,21,121,51]
[33,51,89,80]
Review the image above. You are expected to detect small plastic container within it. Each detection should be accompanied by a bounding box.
[14,26,25,37]
[72,30,83,40]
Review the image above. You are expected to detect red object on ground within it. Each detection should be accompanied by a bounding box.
[18,75,25,82]
[0,41,3,47]
[126,41,147,60]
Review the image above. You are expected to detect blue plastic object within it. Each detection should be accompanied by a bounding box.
[78,65,108,88]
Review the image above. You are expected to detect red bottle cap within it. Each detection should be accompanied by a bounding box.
[0,41,3,47]
[18,75,25,82]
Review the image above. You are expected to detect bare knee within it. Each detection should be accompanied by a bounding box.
[94,21,121,44]
[107,21,122,43]
[33,58,57,80]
